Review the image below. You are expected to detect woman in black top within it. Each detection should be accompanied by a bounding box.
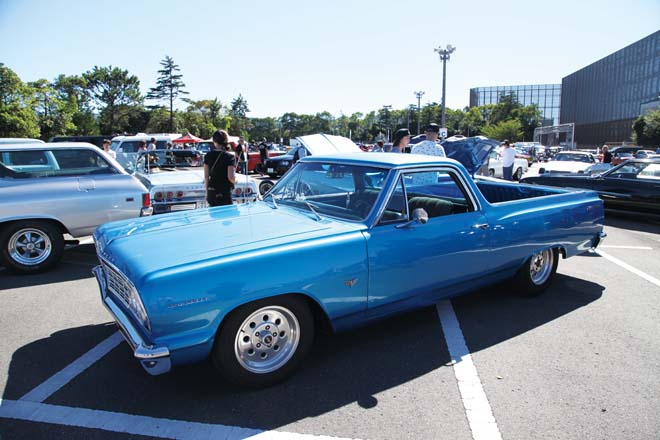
[204,130,237,206]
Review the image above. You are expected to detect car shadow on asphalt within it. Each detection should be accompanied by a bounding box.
[0,245,97,290]
[2,273,603,432]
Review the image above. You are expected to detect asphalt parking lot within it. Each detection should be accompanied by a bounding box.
[1,214,659,440]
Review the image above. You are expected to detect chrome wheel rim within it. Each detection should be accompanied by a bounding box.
[8,228,52,266]
[529,249,553,285]
[234,305,300,374]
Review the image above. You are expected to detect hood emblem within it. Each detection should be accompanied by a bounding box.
[345,278,358,288]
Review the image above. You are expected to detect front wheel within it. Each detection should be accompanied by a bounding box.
[514,248,559,296]
[0,220,65,274]
[212,295,314,388]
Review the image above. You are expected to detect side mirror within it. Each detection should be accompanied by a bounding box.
[412,208,428,224]
[395,208,429,229]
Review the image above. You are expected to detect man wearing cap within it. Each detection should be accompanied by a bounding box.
[411,123,446,157]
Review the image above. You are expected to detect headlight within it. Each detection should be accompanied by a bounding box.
[128,287,150,331]
[280,161,289,166]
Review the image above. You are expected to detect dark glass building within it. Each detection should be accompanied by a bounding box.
[469,84,561,125]
[560,30,660,146]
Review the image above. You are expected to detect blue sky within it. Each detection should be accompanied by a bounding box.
[1,0,659,118]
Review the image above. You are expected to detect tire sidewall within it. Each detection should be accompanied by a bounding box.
[516,248,559,296]
[212,295,314,388]
[0,220,64,274]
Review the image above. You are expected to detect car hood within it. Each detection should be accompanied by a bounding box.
[297,134,363,155]
[440,136,499,175]
[94,202,362,283]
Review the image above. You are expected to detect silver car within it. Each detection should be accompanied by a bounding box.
[0,142,152,273]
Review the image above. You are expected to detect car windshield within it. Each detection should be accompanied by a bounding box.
[132,150,202,173]
[552,153,592,163]
[606,162,660,179]
[268,161,390,221]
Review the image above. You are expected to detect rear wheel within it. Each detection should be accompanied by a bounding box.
[212,295,314,388]
[514,167,523,180]
[514,248,559,296]
[259,180,275,196]
[0,220,64,274]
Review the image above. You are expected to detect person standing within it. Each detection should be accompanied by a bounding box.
[386,129,411,153]
[148,137,157,151]
[235,136,248,175]
[258,138,268,174]
[102,139,116,159]
[204,130,237,207]
[411,123,446,157]
[371,140,384,152]
[602,145,612,164]
[137,140,147,152]
[501,140,516,181]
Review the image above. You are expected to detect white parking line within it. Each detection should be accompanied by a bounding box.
[599,245,653,250]
[0,399,353,439]
[437,301,502,440]
[595,249,660,288]
[20,332,123,403]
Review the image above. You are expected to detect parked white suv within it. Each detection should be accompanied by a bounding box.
[110,133,181,169]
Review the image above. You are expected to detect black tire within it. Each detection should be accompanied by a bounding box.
[212,295,314,388]
[488,169,495,177]
[259,180,275,196]
[514,167,523,181]
[0,220,65,274]
[513,248,559,297]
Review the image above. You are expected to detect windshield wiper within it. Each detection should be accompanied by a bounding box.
[303,200,322,221]
[264,192,278,209]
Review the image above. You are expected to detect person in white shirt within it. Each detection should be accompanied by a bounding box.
[501,140,516,181]
[148,137,157,151]
[102,139,116,159]
[411,123,446,157]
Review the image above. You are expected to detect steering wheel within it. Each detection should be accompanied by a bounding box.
[299,183,313,196]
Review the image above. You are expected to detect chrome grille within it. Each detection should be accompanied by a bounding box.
[101,261,132,306]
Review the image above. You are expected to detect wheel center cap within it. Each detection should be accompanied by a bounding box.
[27,243,35,250]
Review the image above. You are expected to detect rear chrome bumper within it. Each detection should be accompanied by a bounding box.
[93,265,171,375]
[592,231,607,249]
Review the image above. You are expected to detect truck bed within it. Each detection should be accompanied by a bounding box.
[475,179,566,204]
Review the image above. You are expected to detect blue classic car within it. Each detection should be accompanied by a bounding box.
[93,136,605,387]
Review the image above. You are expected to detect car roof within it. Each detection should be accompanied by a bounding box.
[301,152,464,169]
[0,142,97,151]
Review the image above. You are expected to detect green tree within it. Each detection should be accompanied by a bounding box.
[29,78,76,140]
[84,66,142,134]
[0,63,39,138]
[229,94,250,135]
[146,56,188,133]
[632,109,660,148]
[513,104,542,141]
[460,107,485,136]
[481,119,523,141]
[52,74,98,135]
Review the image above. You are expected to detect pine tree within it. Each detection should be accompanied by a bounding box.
[146,56,188,133]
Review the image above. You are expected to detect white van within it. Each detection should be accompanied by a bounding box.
[110,133,181,170]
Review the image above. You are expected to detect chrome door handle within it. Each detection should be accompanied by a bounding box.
[472,223,489,230]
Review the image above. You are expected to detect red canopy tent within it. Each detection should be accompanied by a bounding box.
[172,132,203,144]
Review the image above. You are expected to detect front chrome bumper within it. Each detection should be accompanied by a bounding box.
[93,265,171,375]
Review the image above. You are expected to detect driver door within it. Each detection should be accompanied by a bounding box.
[365,169,492,315]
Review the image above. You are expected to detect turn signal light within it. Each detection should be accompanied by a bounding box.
[166,191,174,200]
[176,191,184,198]
[142,193,151,207]
[154,192,163,202]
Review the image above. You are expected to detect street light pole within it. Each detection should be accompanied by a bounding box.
[414,91,424,134]
[434,44,456,131]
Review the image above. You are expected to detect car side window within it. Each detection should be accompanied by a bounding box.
[49,149,116,176]
[402,170,473,218]
[378,176,408,224]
